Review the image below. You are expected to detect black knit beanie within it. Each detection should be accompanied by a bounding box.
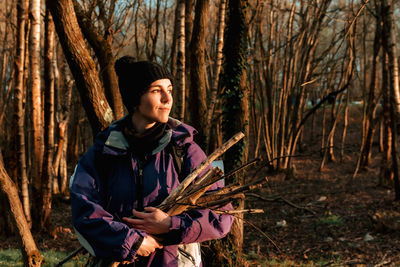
[114,56,174,113]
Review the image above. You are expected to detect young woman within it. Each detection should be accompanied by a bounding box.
[69,56,233,266]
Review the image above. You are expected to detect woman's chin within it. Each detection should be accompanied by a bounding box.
[160,117,169,123]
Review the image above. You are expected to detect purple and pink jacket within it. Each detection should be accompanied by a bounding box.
[69,117,233,266]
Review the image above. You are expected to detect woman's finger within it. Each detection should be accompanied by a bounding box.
[123,217,145,225]
[132,209,150,218]
[144,206,157,212]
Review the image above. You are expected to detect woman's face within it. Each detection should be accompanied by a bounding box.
[134,78,173,126]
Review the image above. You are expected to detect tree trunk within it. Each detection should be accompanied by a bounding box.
[0,152,43,267]
[68,92,81,165]
[188,0,209,148]
[390,74,400,200]
[359,19,381,169]
[206,0,226,152]
[73,0,124,120]
[340,90,350,162]
[150,0,161,61]
[207,1,250,266]
[14,0,31,227]
[382,0,400,117]
[380,53,393,186]
[47,0,114,135]
[170,1,179,77]
[30,0,44,208]
[184,0,194,118]
[54,67,73,195]
[175,0,185,121]
[382,0,400,198]
[40,7,55,229]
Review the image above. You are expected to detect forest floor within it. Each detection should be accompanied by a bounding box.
[243,152,400,266]
[1,106,400,266]
[243,106,400,266]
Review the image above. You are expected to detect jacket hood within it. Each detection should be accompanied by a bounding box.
[94,116,197,156]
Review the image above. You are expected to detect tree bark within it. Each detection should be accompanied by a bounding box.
[188,0,209,148]
[40,7,55,229]
[0,152,43,267]
[340,90,350,162]
[170,1,179,77]
[380,53,393,186]
[175,0,186,121]
[73,0,124,120]
[208,0,250,266]
[382,0,400,198]
[47,0,114,135]
[382,0,400,117]
[14,0,31,227]
[30,0,44,207]
[359,14,381,169]
[184,0,194,117]
[206,0,226,151]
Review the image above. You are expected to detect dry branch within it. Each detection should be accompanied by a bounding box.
[246,192,316,215]
[197,176,268,205]
[0,152,43,266]
[214,209,264,214]
[166,167,223,216]
[158,132,244,209]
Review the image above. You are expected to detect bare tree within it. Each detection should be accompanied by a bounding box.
[30,0,44,208]
[382,0,400,116]
[188,0,209,148]
[205,0,226,151]
[174,0,186,121]
[73,0,124,119]
[14,0,31,227]
[39,7,55,229]
[357,4,381,170]
[47,0,114,135]
[0,152,43,266]
[381,0,400,194]
[205,0,250,266]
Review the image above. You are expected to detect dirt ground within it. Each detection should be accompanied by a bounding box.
[2,107,400,266]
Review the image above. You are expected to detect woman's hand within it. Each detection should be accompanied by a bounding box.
[123,207,171,235]
[136,235,163,257]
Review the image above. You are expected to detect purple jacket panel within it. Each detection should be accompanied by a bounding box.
[70,147,144,261]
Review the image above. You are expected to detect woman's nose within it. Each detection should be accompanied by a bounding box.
[161,89,172,103]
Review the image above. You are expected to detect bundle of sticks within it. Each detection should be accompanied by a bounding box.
[158,132,266,216]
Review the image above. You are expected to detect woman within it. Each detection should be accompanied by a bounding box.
[69,56,233,266]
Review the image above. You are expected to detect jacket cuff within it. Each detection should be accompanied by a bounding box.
[125,235,144,261]
[169,216,182,230]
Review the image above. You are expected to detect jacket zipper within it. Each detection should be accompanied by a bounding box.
[178,247,196,265]
[136,158,144,212]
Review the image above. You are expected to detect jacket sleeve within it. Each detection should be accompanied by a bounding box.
[160,142,234,245]
[69,147,145,261]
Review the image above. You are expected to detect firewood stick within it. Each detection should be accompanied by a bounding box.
[199,193,245,208]
[180,167,224,199]
[214,209,264,214]
[176,167,216,201]
[189,160,264,198]
[158,132,244,209]
[167,169,223,216]
[197,176,268,204]
[164,168,218,214]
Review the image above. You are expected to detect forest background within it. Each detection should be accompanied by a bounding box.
[0,0,400,266]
